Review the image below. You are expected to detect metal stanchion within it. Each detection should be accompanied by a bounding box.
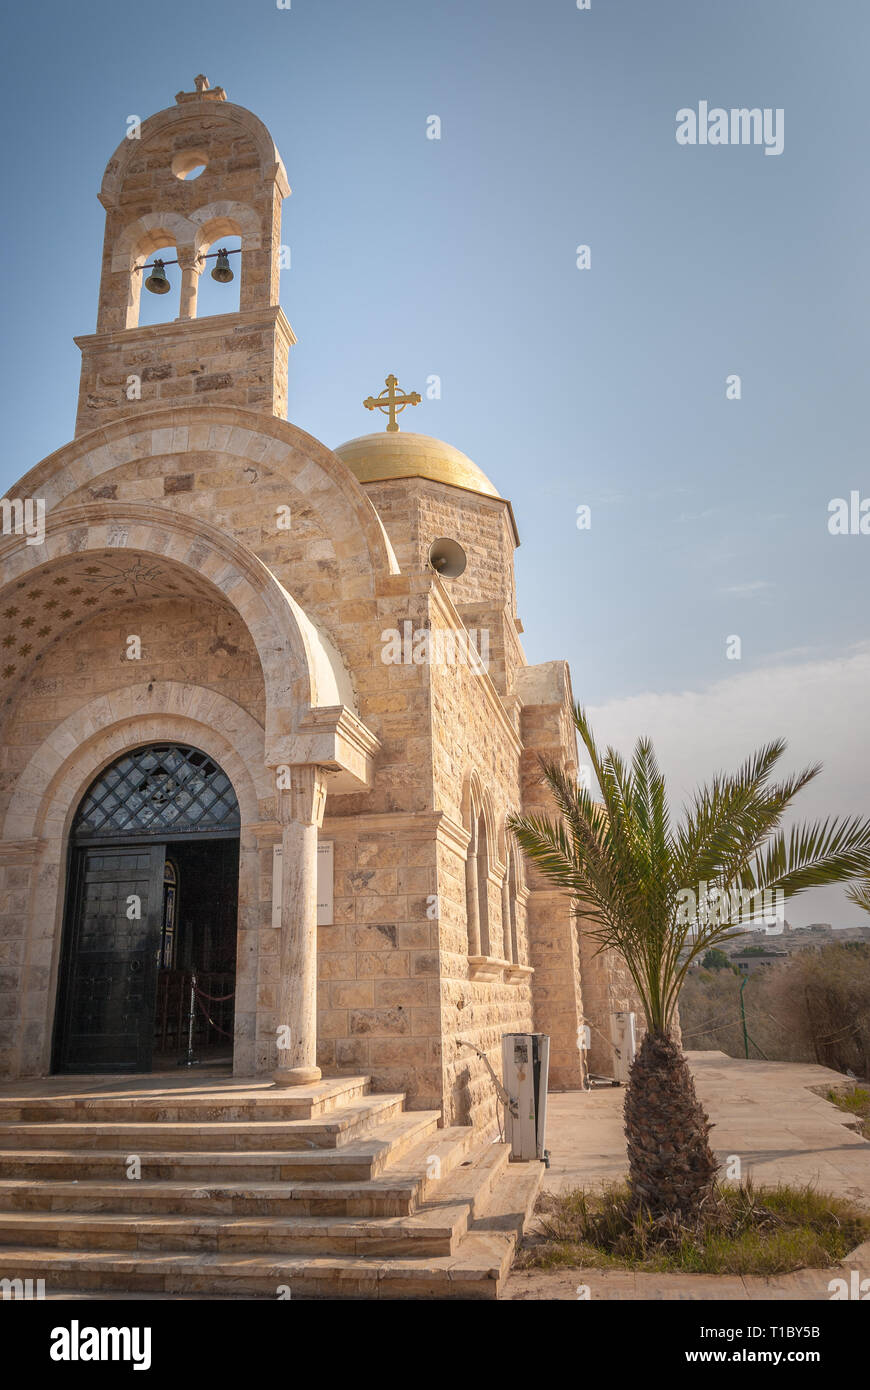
[178,969,199,1067]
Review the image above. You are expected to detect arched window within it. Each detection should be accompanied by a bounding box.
[196,234,241,317]
[476,810,491,956]
[72,743,241,841]
[508,848,520,964]
[465,797,492,958]
[502,845,519,965]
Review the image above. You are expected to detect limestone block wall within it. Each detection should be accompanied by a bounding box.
[360,478,518,616]
[75,308,293,435]
[314,812,443,1112]
[516,662,586,1090]
[453,602,521,697]
[435,832,534,1128]
[515,661,647,1083]
[0,843,44,1077]
[61,441,351,620]
[427,592,534,1129]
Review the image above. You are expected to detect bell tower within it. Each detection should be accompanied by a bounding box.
[73,76,294,437]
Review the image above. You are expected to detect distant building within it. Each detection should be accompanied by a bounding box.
[732,948,789,976]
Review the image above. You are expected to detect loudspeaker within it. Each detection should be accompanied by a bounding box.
[427,537,467,578]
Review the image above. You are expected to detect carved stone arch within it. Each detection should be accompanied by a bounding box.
[111,212,195,273]
[191,201,263,253]
[461,769,499,957]
[188,201,264,318]
[499,813,525,966]
[109,211,197,327]
[462,767,484,828]
[3,690,267,1078]
[479,791,498,875]
[500,811,525,890]
[0,502,373,782]
[11,405,400,587]
[3,684,267,844]
[461,770,498,860]
[100,101,290,209]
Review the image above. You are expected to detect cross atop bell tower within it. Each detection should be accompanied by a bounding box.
[73,79,295,436]
[175,74,227,104]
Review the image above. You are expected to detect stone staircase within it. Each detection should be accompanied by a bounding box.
[0,1074,543,1299]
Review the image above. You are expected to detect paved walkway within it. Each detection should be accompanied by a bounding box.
[505,1051,870,1300]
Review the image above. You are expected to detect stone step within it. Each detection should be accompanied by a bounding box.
[434,1141,511,1218]
[0,1093,405,1153]
[0,1076,372,1125]
[0,1231,517,1299]
[0,1205,469,1258]
[0,1126,478,1218]
[0,1111,440,1183]
[0,1142,538,1274]
[471,1160,545,1239]
[0,1070,544,1298]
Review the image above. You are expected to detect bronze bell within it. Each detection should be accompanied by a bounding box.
[211,248,234,283]
[144,258,170,295]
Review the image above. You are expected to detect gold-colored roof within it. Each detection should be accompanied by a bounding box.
[334,431,502,501]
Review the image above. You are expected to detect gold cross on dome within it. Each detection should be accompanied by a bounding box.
[363,375,422,433]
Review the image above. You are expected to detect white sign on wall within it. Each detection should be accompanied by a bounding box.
[272,841,334,928]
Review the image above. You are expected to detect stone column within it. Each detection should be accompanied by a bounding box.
[273,765,328,1087]
[177,248,202,321]
[465,831,481,957]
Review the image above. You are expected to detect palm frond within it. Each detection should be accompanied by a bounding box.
[846,879,870,915]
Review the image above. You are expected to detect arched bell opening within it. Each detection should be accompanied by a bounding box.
[196,234,241,317]
[136,243,182,327]
[52,742,241,1075]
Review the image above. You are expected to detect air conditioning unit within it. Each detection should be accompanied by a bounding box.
[610,1010,637,1084]
[501,1032,550,1162]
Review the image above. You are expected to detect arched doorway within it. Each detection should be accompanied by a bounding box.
[52,743,241,1074]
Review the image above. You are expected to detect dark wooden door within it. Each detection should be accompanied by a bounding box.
[54,845,166,1073]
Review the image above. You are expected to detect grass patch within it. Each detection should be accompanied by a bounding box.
[516,1180,870,1275]
[826,1085,870,1139]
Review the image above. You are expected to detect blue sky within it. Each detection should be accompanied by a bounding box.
[2,0,869,923]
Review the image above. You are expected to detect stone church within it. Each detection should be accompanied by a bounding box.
[0,77,641,1297]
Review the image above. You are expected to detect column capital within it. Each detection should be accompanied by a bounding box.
[276,764,328,829]
[177,246,203,271]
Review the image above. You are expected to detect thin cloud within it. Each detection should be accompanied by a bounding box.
[719,580,771,597]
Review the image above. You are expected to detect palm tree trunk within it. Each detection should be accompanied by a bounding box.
[624,1031,719,1219]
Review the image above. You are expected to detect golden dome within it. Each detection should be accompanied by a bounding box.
[334,431,501,501]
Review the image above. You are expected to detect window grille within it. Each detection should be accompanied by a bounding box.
[72,744,240,839]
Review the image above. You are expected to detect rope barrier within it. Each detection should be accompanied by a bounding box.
[194,983,235,1003]
[194,994,233,1038]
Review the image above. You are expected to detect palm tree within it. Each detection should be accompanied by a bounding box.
[507,707,870,1223]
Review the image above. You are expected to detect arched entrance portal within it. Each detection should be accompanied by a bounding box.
[52,743,241,1074]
